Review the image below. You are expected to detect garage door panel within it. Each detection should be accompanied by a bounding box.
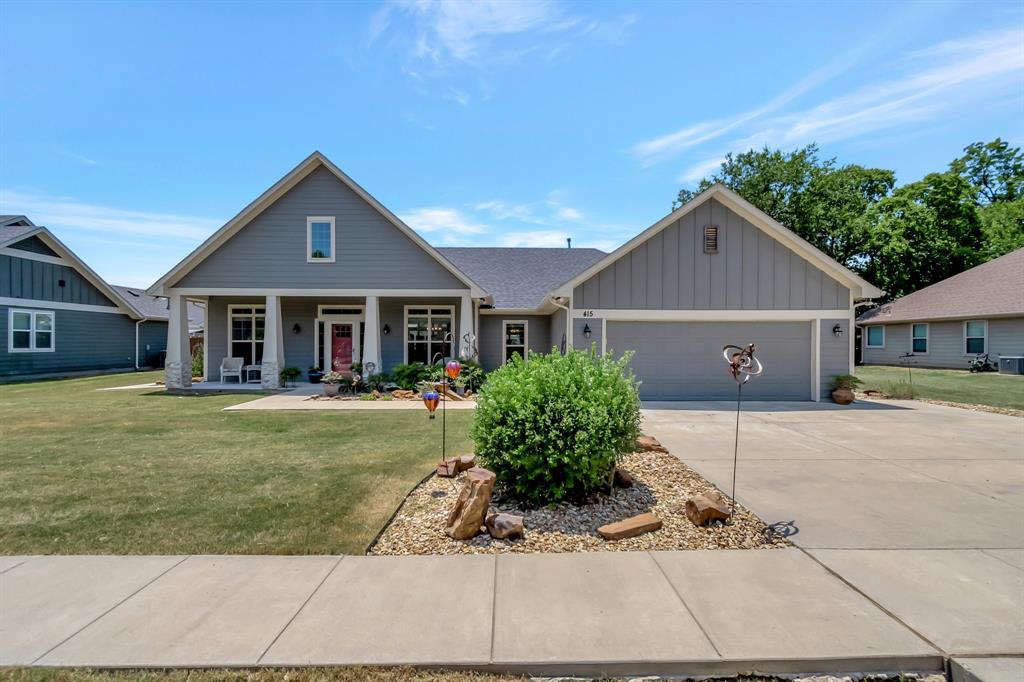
[607,321,811,400]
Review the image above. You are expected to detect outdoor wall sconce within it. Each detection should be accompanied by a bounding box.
[583,323,592,339]
[292,323,301,334]
[832,324,843,337]
[382,323,391,336]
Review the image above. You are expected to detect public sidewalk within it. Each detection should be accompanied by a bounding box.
[2,549,944,675]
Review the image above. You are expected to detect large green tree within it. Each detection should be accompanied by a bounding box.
[950,138,1024,258]
[676,144,894,269]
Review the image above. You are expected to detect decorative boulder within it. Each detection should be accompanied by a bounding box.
[436,459,459,478]
[486,513,524,540]
[685,492,733,526]
[455,454,476,473]
[445,467,497,540]
[597,512,662,540]
[636,435,667,453]
[392,389,415,399]
[613,467,634,488]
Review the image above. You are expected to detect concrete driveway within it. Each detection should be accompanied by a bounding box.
[643,399,1024,664]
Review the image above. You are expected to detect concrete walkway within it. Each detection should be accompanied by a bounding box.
[644,399,1024,669]
[1,550,942,674]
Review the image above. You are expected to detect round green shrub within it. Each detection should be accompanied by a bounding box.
[471,348,642,505]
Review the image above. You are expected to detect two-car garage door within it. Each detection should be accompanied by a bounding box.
[606,321,811,400]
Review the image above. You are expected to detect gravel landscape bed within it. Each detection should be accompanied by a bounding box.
[369,447,788,555]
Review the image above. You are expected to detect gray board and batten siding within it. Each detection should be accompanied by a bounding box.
[572,199,849,312]
[173,166,467,291]
[1,253,117,307]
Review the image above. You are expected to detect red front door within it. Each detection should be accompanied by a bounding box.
[331,324,353,372]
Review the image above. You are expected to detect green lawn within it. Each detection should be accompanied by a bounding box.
[0,372,472,555]
[855,365,1024,410]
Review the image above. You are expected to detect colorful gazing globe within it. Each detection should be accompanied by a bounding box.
[445,360,462,380]
[422,390,440,418]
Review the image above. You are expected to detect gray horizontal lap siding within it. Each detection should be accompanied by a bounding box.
[862,317,1024,369]
[137,320,168,368]
[1,254,117,306]
[0,305,136,377]
[572,199,849,311]
[478,315,552,371]
[820,318,850,399]
[175,167,466,290]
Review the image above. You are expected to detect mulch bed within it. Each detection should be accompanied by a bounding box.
[369,448,788,555]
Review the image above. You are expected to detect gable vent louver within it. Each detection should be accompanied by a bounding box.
[703,225,719,254]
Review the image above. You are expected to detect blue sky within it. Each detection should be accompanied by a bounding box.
[1,0,1022,288]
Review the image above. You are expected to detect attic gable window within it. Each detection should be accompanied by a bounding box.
[306,216,336,263]
[703,225,719,254]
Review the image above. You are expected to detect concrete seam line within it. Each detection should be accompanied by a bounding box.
[256,555,345,664]
[648,551,722,658]
[0,557,33,575]
[798,548,947,655]
[30,554,192,665]
[489,554,499,663]
[979,549,1024,572]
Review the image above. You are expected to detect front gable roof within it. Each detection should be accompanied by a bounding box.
[1,226,141,318]
[147,152,487,298]
[551,183,883,301]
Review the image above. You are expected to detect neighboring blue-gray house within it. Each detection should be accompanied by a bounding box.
[0,216,200,380]
[147,152,882,400]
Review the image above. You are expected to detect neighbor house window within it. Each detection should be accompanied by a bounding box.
[306,216,335,263]
[911,323,929,354]
[964,320,987,354]
[405,306,453,364]
[866,325,885,348]
[8,309,54,352]
[228,305,265,365]
[503,320,528,363]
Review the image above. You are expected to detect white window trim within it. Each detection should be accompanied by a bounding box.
[8,308,55,353]
[910,323,929,355]
[226,304,266,366]
[403,305,455,364]
[865,324,885,349]
[306,216,336,263]
[963,319,988,355]
[503,319,529,364]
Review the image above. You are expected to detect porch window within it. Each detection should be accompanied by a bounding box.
[964,320,987,354]
[503,321,528,363]
[866,325,885,348]
[229,305,265,366]
[306,216,335,263]
[8,309,54,352]
[911,323,928,354]
[405,306,453,364]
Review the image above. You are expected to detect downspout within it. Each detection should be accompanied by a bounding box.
[549,296,570,353]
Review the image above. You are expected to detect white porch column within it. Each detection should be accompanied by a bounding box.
[261,295,284,389]
[363,295,381,374]
[165,293,192,389]
[458,294,473,359]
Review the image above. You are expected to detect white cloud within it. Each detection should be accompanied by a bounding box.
[555,206,582,221]
[399,207,488,236]
[0,189,220,241]
[58,149,101,166]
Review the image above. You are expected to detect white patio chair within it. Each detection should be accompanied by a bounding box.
[220,357,244,384]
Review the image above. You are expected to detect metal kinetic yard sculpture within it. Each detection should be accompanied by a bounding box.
[723,343,763,516]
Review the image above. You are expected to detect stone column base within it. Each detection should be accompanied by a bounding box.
[260,360,281,389]
[165,361,192,389]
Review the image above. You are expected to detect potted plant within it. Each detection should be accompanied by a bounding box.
[321,371,346,396]
[307,366,324,384]
[830,374,862,405]
[280,366,301,388]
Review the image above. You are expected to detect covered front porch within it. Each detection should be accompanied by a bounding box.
[164,292,476,389]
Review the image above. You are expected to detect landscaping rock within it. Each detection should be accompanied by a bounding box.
[392,389,415,399]
[685,492,733,526]
[445,467,497,540]
[598,512,662,540]
[636,435,667,453]
[436,459,459,478]
[486,512,524,540]
[613,467,634,488]
[455,454,476,473]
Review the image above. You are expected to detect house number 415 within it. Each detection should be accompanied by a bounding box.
[581,310,595,317]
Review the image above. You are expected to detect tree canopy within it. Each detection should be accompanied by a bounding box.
[676,139,1024,301]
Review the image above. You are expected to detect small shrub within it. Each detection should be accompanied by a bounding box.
[831,374,863,391]
[393,363,432,389]
[359,393,378,401]
[886,380,915,399]
[190,345,204,378]
[280,366,302,385]
[455,358,487,391]
[471,348,642,505]
[321,371,347,385]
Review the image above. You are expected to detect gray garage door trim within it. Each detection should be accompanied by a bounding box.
[604,319,816,401]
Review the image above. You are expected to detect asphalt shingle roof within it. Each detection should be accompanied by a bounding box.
[0,224,38,246]
[439,247,606,309]
[858,247,1024,324]
[111,285,206,330]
